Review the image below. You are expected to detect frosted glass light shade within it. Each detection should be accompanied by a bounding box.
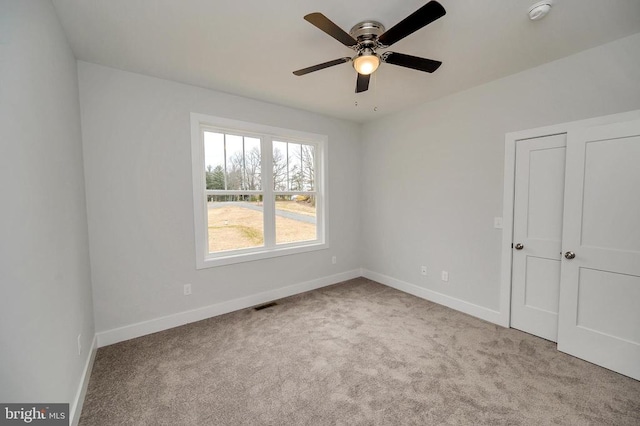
[353,54,380,75]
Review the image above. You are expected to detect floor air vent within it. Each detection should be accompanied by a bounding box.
[254,302,278,311]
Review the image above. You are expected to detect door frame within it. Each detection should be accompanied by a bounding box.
[498,109,640,328]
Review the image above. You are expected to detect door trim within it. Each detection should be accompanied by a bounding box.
[498,109,640,328]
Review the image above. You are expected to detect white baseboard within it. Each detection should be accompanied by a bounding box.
[70,335,97,426]
[96,269,361,348]
[362,269,503,326]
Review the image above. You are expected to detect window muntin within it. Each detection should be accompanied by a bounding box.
[192,114,327,268]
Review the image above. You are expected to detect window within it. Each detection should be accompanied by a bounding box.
[191,113,327,268]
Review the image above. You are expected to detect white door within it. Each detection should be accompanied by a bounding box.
[511,134,566,342]
[558,119,640,380]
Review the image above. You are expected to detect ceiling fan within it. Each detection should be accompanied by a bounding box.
[293,1,446,93]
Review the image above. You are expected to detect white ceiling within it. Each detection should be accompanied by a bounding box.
[52,0,640,123]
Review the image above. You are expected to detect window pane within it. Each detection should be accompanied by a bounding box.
[204,132,225,190]
[275,195,317,245]
[223,135,262,191]
[225,134,243,190]
[273,141,315,191]
[204,131,262,191]
[273,141,287,191]
[288,143,303,190]
[244,137,261,190]
[300,144,315,191]
[207,196,264,252]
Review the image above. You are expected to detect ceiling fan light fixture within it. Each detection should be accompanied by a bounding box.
[353,52,380,75]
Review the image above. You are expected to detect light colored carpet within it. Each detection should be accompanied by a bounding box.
[80,278,640,425]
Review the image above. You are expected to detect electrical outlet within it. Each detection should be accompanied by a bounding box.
[421,266,427,276]
[494,217,503,229]
[184,284,192,295]
[77,334,82,356]
[441,271,449,282]
[331,256,337,265]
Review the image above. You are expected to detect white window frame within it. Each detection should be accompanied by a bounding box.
[190,113,328,268]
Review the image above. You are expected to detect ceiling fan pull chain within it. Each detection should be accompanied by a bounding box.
[374,72,378,112]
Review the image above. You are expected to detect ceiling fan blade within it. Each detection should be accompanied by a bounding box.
[304,13,358,47]
[293,57,351,76]
[378,1,446,47]
[382,52,442,73]
[355,73,370,93]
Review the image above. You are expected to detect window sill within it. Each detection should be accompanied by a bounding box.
[196,241,328,269]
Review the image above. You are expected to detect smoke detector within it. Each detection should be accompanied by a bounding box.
[528,1,553,21]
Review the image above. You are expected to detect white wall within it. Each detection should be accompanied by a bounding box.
[77,62,361,336]
[0,0,94,408]
[361,33,640,316]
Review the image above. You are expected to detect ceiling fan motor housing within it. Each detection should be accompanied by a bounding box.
[350,21,385,49]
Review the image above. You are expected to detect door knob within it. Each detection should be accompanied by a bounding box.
[514,243,524,250]
[564,251,576,259]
